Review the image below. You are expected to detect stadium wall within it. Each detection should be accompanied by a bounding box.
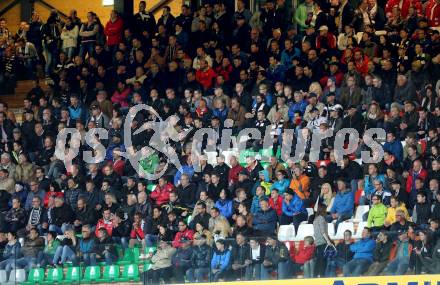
[194,275,440,285]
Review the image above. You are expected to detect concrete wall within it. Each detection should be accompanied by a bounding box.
[2,0,183,33]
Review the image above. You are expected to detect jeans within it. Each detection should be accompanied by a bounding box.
[384,257,409,275]
[53,245,76,265]
[260,260,291,280]
[79,42,95,59]
[49,223,70,235]
[82,253,96,266]
[343,258,371,277]
[145,234,158,247]
[325,257,346,277]
[186,267,210,283]
[37,252,53,267]
[13,257,36,271]
[44,50,56,76]
[112,237,128,249]
[63,47,76,59]
[97,252,114,265]
[0,258,15,272]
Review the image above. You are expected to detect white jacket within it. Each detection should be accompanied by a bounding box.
[61,25,79,49]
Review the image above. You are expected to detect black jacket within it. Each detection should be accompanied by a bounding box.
[51,203,75,226]
[191,244,211,268]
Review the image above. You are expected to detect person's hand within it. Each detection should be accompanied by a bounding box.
[96,204,102,210]
[263,260,272,267]
[332,213,338,219]
[400,123,408,130]
[232,264,240,270]
[244,259,252,266]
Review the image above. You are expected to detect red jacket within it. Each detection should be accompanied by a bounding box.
[229,164,244,185]
[294,244,315,264]
[316,33,337,50]
[214,64,233,81]
[269,195,283,215]
[112,159,125,176]
[111,88,131,107]
[406,168,428,193]
[426,0,440,27]
[95,219,113,237]
[172,229,194,248]
[151,182,174,206]
[385,0,422,18]
[104,17,124,46]
[130,226,145,239]
[44,191,64,208]
[196,68,217,90]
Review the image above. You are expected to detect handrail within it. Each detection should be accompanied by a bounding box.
[37,0,69,18]
[0,0,20,18]
[148,0,174,15]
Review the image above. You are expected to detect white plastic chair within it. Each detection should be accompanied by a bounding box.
[334,222,355,240]
[8,269,26,283]
[350,205,370,223]
[0,270,7,283]
[205,151,218,166]
[294,224,314,241]
[306,208,314,219]
[353,222,368,239]
[278,225,296,241]
[328,223,336,240]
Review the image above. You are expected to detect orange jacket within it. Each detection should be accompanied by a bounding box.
[289,175,310,200]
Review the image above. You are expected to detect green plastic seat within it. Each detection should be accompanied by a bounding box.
[117,248,134,265]
[143,263,153,272]
[22,268,45,285]
[60,266,81,284]
[98,265,120,282]
[42,267,63,284]
[116,264,140,282]
[81,266,101,283]
[132,247,141,264]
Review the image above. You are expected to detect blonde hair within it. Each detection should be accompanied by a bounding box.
[309,82,323,97]
[320,183,333,205]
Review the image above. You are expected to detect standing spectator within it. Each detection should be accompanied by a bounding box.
[104,10,123,54]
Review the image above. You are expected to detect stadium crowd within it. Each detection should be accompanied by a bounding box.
[0,0,439,282]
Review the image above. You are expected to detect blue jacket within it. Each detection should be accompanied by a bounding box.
[215,199,233,218]
[3,241,21,259]
[252,208,278,233]
[288,100,308,119]
[68,104,87,121]
[330,189,354,216]
[281,48,301,69]
[250,195,266,214]
[79,238,95,253]
[174,165,195,186]
[364,174,387,196]
[350,238,376,261]
[282,195,306,217]
[267,63,288,82]
[211,249,231,271]
[271,179,290,194]
[212,108,229,123]
[383,140,403,162]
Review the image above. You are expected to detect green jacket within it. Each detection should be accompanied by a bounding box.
[294,3,316,31]
[44,239,60,255]
[367,203,388,228]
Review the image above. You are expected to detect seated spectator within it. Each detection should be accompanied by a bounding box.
[129,212,145,249]
[230,233,251,279]
[52,228,77,266]
[215,189,233,219]
[291,236,315,278]
[280,188,307,232]
[0,231,21,273]
[260,235,290,280]
[172,237,193,283]
[151,177,174,206]
[189,202,211,230]
[14,227,44,270]
[26,196,48,235]
[74,197,98,234]
[187,234,211,283]
[95,208,114,237]
[144,206,165,246]
[95,227,116,265]
[211,239,231,281]
[367,195,388,231]
[111,210,131,249]
[268,188,283,216]
[142,239,176,284]
[383,196,410,228]
[325,230,354,277]
[329,179,354,230]
[412,191,431,229]
[252,198,278,235]
[173,220,194,248]
[365,231,393,276]
[383,230,412,275]
[78,225,96,266]
[3,197,26,233]
[36,231,59,267]
[343,228,376,277]
[49,196,75,234]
